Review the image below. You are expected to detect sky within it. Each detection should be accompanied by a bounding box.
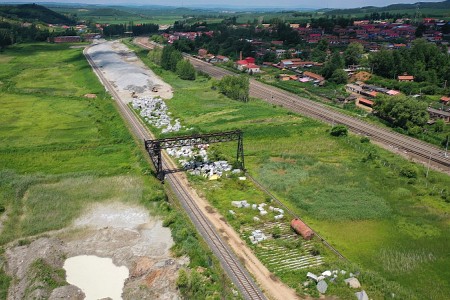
[0,0,443,9]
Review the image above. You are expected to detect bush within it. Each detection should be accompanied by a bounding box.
[360,136,370,143]
[330,125,348,137]
[177,268,189,289]
[399,165,418,178]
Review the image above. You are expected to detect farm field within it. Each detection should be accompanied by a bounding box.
[130,43,450,299]
[0,43,234,299]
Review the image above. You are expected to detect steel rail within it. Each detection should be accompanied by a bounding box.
[84,43,267,300]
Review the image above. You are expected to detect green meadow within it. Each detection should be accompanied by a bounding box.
[0,43,235,299]
[130,43,450,299]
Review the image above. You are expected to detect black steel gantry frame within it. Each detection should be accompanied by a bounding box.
[145,130,245,181]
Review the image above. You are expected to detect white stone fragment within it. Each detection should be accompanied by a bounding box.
[306,272,318,282]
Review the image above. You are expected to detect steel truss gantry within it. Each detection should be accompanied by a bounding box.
[145,130,244,181]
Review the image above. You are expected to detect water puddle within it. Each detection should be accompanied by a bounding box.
[63,255,129,300]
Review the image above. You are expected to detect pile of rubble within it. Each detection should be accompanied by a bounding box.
[230,201,284,221]
[249,230,267,244]
[166,144,238,180]
[132,96,182,133]
[132,97,240,180]
[305,269,369,299]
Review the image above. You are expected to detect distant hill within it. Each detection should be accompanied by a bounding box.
[0,3,76,25]
[324,0,450,15]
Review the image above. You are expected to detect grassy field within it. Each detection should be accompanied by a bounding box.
[0,42,236,299]
[130,43,450,299]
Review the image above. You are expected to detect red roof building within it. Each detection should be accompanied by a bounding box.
[440,96,450,104]
[303,71,325,82]
[358,98,374,108]
[398,75,414,82]
[245,57,255,64]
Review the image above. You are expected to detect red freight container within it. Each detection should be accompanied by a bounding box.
[291,218,314,240]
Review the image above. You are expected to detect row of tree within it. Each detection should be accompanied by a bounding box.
[149,45,196,81]
[369,39,450,86]
[0,22,80,49]
[102,23,159,37]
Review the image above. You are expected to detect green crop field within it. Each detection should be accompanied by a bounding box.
[130,43,450,299]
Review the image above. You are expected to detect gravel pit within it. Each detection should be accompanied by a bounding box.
[86,40,173,101]
[64,255,129,300]
[5,202,184,299]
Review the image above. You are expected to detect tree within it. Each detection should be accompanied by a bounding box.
[373,95,428,131]
[150,34,164,43]
[322,51,344,79]
[344,42,364,66]
[161,46,182,71]
[329,69,348,84]
[169,51,183,72]
[218,75,249,102]
[434,119,445,132]
[369,49,395,78]
[0,28,12,49]
[176,59,196,80]
[147,47,162,65]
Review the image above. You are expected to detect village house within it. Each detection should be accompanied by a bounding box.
[215,55,229,63]
[53,36,81,43]
[357,97,374,109]
[428,108,450,123]
[198,48,208,57]
[440,96,450,105]
[303,71,325,83]
[235,57,260,73]
[236,60,248,71]
[398,74,414,82]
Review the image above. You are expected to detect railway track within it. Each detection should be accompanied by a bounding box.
[84,43,267,300]
[185,57,450,173]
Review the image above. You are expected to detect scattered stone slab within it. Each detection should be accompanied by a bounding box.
[345,277,361,289]
[321,270,332,277]
[355,290,369,300]
[317,280,328,294]
[306,272,318,282]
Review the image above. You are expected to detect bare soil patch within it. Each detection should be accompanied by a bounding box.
[4,202,186,300]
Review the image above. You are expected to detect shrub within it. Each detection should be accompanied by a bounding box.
[330,125,348,137]
[177,268,189,289]
[360,136,370,143]
[399,165,418,178]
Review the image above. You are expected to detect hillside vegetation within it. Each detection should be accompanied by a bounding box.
[0,3,75,25]
[325,0,450,15]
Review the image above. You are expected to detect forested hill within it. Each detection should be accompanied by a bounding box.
[325,0,450,15]
[0,3,75,25]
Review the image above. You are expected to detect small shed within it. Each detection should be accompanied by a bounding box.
[291,218,314,240]
[440,96,450,105]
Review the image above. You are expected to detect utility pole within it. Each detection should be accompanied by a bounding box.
[445,135,449,158]
[426,151,432,178]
